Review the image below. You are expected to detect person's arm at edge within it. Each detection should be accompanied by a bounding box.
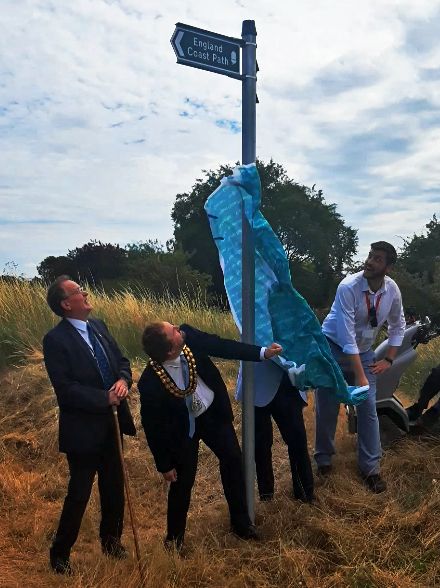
[335,284,369,387]
[369,286,405,375]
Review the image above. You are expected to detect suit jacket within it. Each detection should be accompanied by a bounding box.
[43,317,136,455]
[138,324,262,473]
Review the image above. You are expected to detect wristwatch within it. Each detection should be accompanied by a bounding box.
[384,357,393,365]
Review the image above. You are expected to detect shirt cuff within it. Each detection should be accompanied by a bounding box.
[260,347,267,360]
[342,343,359,354]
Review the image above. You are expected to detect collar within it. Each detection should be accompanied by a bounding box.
[163,352,184,369]
[66,317,88,333]
[360,275,388,295]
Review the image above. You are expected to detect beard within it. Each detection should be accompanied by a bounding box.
[363,266,386,281]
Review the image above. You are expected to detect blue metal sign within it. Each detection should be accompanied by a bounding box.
[171,23,242,80]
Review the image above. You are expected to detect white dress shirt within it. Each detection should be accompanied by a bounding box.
[162,354,215,418]
[66,318,109,362]
[66,318,93,350]
[322,271,405,355]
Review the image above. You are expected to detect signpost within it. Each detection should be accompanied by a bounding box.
[240,19,257,524]
[171,20,257,522]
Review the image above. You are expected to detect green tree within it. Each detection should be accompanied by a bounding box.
[37,241,128,284]
[37,255,78,283]
[122,240,211,298]
[171,159,358,307]
[67,240,128,283]
[397,214,440,317]
[36,239,211,299]
[391,264,440,319]
[400,214,440,283]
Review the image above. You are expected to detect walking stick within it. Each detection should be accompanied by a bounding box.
[112,405,147,588]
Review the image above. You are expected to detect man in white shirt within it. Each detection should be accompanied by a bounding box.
[314,242,405,493]
[138,321,282,550]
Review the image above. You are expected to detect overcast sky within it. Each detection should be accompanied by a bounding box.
[2,0,440,277]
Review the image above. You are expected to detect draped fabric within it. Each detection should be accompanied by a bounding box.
[204,163,360,404]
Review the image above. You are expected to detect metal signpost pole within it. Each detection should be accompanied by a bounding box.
[171,19,257,523]
[241,19,257,523]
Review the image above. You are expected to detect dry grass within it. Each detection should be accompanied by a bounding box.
[2,280,440,587]
[2,360,440,588]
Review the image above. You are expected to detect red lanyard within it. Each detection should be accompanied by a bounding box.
[365,292,382,318]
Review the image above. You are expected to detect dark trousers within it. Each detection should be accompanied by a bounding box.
[255,375,314,500]
[166,408,250,546]
[51,433,124,558]
[414,365,440,413]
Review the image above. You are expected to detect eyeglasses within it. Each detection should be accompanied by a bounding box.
[63,286,86,299]
[369,306,378,328]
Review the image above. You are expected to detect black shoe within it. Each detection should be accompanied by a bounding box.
[259,492,274,502]
[317,464,332,477]
[406,404,422,424]
[361,473,387,494]
[232,524,259,540]
[164,536,184,553]
[420,406,440,428]
[102,539,128,559]
[50,552,72,575]
[293,490,315,503]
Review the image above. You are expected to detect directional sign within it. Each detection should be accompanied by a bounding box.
[171,22,242,80]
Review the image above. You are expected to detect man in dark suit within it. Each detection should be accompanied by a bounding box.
[43,275,135,574]
[138,321,282,550]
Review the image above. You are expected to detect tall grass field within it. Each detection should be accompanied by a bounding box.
[1,279,440,587]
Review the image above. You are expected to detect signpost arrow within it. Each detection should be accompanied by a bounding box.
[171,23,242,79]
[174,31,185,57]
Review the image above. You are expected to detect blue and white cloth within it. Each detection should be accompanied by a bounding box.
[204,163,366,405]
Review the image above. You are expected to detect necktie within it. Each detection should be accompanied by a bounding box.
[181,355,195,438]
[87,323,114,390]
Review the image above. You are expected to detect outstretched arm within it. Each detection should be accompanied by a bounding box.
[181,324,282,362]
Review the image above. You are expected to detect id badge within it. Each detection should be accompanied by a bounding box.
[361,327,376,346]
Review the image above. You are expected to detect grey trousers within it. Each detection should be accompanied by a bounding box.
[314,341,382,476]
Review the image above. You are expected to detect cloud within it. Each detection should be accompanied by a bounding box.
[1,0,440,275]
[404,8,440,54]
[215,118,240,133]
